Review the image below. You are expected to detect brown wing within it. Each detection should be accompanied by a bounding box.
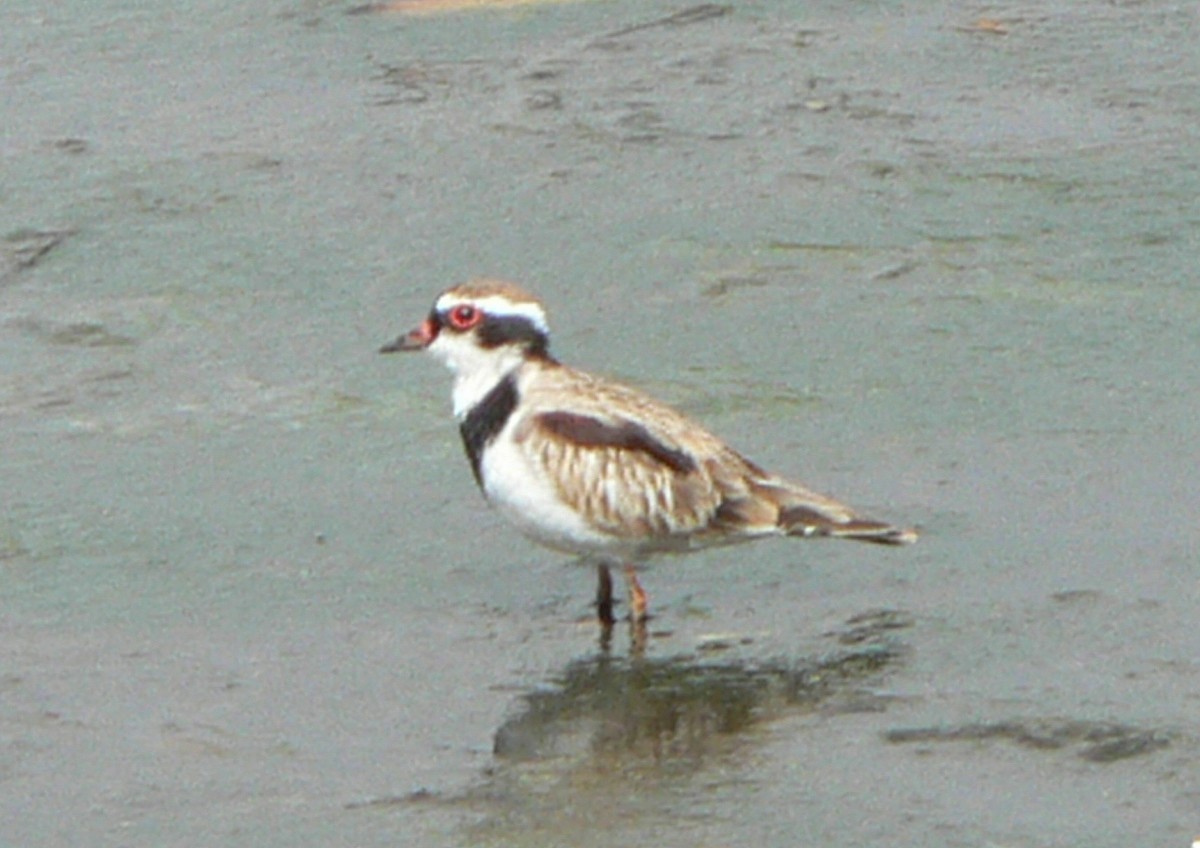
[514,409,729,543]
[512,361,917,548]
[537,412,697,474]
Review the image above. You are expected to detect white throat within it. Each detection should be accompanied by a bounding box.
[450,357,523,419]
[428,332,527,419]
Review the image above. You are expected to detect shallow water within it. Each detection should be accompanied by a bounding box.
[3,1,1199,845]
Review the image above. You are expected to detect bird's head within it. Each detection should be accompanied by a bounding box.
[382,278,553,417]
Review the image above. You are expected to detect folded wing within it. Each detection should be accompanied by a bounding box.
[514,367,916,551]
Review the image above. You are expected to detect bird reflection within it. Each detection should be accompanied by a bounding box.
[346,611,911,845]
[494,636,905,769]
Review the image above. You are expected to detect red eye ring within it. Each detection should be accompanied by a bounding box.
[447,304,482,331]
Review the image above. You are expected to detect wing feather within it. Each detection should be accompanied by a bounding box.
[510,362,915,550]
[517,409,722,542]
[509,364,745,546]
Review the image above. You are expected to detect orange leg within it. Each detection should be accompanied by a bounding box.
[623,563,648,624]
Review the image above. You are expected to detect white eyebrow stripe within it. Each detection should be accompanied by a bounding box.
[435,293,549,334]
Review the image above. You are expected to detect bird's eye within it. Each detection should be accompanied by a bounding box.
[447,304,481,330]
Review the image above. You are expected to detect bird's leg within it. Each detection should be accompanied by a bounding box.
[596,562,616,627]
[623,562,648,624]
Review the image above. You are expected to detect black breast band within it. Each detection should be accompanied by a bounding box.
[459,374,519,488]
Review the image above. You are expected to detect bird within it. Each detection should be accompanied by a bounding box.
[381,278,916,636]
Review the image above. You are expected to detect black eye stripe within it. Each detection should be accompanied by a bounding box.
[477,314,548,352]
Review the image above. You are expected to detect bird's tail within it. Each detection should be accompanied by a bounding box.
[747,474,918,545]
[778,503,918,545]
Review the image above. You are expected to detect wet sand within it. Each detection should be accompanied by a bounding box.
[3,1,1199,845]
[366,0,584,13]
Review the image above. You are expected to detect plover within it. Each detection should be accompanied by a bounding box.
[381,278,916,632]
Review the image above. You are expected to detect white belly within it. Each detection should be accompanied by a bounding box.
[479,435,617,555]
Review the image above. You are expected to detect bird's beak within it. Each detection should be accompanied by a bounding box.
[380,317,438,353]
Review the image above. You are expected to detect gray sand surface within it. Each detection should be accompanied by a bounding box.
[3,2,1198,845]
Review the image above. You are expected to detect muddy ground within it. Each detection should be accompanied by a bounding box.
[2,1,1198,845]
